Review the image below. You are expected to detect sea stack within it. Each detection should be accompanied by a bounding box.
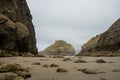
[40,40,75,56]
[78,19,120,56]
[0,0,37,55]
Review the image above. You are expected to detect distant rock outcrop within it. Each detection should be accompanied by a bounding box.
[0,0,37,55]
[40,40,75,56]
[78,19,120,56]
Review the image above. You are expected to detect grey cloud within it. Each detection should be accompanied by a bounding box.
[27,0,120,51]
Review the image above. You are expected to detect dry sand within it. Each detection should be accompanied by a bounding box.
[0,56,120,80]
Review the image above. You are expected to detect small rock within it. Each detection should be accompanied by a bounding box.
[56,68,68,73]
[17,71,31,79]
[0,63,31,79]
[32,62,41,65]
[63,58,72,62]
[52,55,64,58]
[0,73,25,80]
[50,64,59,67]
[96,59,106,63]
[15,77,25,80]
[0,64,24,73]
[112,69,120,72]
[43,64,49,68]
[74,60,86,63]
[52,78,56,80]
[81,69,97,74]
[77,68,105,74]
[101,78,107,80]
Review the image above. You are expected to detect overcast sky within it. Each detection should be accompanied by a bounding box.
[27,0,120,52]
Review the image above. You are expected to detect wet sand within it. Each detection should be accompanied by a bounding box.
[0,56,120,80]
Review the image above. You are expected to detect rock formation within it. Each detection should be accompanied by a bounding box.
[79,19,120,56]
[40,40,75,56]
[0,0,37,55]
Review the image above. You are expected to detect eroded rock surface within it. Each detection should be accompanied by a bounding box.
[0,0,37,55]
[79,19,120,56]
[40,40,75,56]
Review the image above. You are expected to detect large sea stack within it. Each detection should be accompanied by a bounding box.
[79,19,120,56]
[0,0,37,55]
[40,40,75,56]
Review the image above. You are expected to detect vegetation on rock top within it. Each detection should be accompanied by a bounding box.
[40,40,75,56]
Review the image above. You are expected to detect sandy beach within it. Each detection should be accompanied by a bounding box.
[0,57,120,80]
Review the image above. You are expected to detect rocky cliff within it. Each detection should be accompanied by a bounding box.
[79,19,120,56]
[0,0,37,55]
[40,40,75,56]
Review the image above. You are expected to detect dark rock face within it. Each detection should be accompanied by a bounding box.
[79,19,120,56]
[40,40,75,56]
[0,0,37,54]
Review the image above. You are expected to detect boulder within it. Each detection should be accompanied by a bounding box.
[0,63,31,79]
[40,40,75,56]
[0,73,25,80]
